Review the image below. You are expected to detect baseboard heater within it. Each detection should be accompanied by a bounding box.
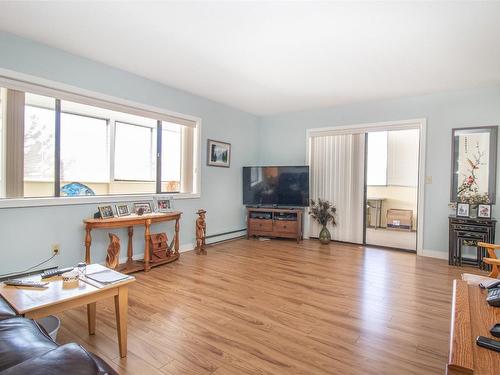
[206,229,247,244]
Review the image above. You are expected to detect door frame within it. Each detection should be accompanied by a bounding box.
[305,118,427,256]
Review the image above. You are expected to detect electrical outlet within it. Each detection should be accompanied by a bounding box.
[52,244,60,256]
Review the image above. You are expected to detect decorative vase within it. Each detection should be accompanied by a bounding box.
[469,204,478,218]
[319,225,331,244]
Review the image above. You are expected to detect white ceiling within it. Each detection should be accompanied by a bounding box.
[1,1,500,115]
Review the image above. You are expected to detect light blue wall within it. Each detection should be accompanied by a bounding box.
[0,32,259,274]
[259,86,500,255]
[1,31,499,271]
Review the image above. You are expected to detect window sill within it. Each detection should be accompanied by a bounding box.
[0,192,200,209]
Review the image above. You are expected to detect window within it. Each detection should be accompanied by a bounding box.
[161,122,181,193]
[0,88,4,198]
[115,122,156,182]
[60,110,110,192]
[367,129,420,187]
[0,81,199,202]
[24,93,56,197]
[367,131,388,186]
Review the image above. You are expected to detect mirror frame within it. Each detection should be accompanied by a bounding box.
[450,126,498,204]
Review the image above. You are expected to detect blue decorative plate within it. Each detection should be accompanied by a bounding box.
[61,182,95,196]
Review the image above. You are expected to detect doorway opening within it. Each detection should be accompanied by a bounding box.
[306,119,426,254]
[365,129,420,251]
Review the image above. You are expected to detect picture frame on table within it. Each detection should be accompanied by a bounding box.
[133,202,153,215]
[115,204,130,217]
[156,198,171,213]
[456,202,470,217]
[207,139,231,168]
[478,204,492,219]
[98,205,114,219]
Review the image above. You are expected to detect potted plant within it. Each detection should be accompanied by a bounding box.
[309,198,337,244]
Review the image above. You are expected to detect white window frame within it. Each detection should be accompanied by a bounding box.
[0,68,201,208]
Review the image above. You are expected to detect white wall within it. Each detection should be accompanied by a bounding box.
[259,86,500,257]
[0,32,259,274]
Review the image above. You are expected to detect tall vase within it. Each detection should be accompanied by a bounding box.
[319,225,331,244]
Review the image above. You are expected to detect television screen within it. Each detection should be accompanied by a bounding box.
[243,166,309,207]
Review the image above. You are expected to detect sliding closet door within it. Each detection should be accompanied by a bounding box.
[309,133,365,243]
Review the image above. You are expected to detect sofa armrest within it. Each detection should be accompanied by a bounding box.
[0,297,16,321]
[0,343,117,375]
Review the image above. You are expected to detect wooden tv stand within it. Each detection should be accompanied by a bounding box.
[246,207,303,243]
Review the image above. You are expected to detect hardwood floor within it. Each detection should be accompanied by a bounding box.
[57,238,483,374]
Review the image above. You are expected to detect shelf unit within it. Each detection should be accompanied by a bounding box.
[246,207,303,243]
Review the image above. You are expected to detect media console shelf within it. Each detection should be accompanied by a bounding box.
[246,207,303,243]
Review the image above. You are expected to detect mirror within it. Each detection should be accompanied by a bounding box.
[451,126,498,204]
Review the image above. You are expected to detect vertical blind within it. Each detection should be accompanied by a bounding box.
[309,133,365,244]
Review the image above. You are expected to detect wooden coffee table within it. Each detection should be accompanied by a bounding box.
[0,264,135,358]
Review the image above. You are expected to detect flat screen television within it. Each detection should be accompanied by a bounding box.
[243,166,309,207]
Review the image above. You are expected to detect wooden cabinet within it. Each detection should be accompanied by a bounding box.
[248,218,273,232]
[246,207,303,243]
[449,216,496,269]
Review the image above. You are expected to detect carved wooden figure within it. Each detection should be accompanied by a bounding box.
[106,233,120,269]
[196,209,207,255]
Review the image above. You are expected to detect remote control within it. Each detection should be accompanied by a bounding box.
[476,336,500,353]
[4,279,49,288]
[491,324,500,338]
[40,267,74,279]
[486,288,500,307]
[480,279,500,289]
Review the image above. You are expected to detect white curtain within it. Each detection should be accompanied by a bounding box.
[309,133,365,244]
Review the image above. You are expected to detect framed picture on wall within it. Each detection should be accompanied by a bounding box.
[451,126,498,204]
[456,203,470,217]
[478,204,492,218]
[207,139,231,168]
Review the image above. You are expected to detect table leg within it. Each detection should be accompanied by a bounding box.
[87,302,96,335]
[85,225,92,264]
[114,286,128,358]
[174,217,180,256]
[127,226,134,265]
[144,219,151,271]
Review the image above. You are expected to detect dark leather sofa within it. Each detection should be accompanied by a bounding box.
[0,296,117,374]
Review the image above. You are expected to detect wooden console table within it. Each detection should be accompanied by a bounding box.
[447,273,500,374]
[84,212,182,273]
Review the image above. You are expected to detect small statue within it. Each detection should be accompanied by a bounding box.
[196,209,207,255]
[106,233,120,269]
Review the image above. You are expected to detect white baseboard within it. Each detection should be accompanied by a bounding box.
[420,249,448,260]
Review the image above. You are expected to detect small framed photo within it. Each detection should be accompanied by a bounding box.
[156,198,171,213]
[133,202,153,215]
[98,205,114,219]
[456,202,470,217]
[478,204,492,218]
[115,204,130,217]
[207,139,231,168]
